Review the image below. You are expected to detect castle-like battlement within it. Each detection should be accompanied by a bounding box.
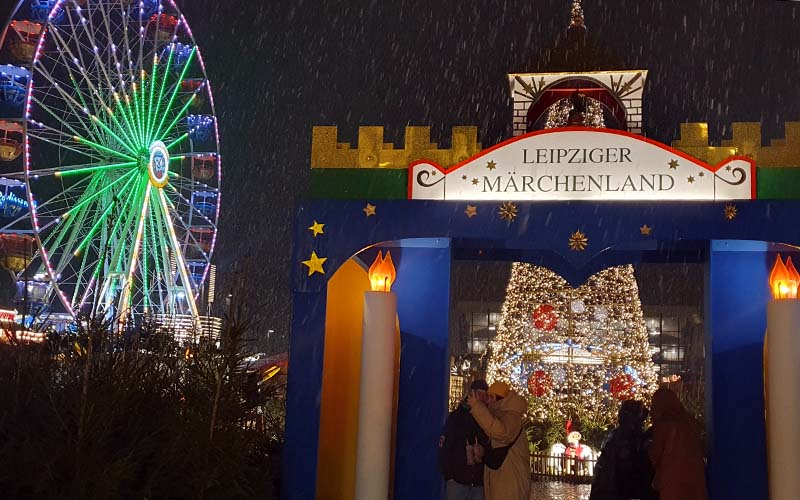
[310,126,481,169]
[310,123,800,170]
[672,122,800,167]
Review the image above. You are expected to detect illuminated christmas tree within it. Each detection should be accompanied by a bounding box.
[486,263,658,430]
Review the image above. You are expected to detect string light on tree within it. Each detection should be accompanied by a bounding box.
[487,263,658,429]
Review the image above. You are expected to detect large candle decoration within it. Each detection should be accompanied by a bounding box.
[354,251,398,500]
[766,254,800,500]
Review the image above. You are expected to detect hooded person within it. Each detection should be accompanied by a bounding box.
[589,400,657,500]
[438,379,490,500]
[648,388,708,500]
[466,381,530,500]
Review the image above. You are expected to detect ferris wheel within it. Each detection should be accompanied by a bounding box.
[0,0,221,321]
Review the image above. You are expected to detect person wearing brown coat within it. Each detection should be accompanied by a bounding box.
[648,387,709,500]
[467,381,531,500]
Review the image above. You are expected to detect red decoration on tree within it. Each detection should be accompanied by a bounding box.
[528,369,553,397]
[532,304,558,331]
[609,373,635,400]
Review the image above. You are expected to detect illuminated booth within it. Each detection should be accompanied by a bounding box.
[284,3,800,500]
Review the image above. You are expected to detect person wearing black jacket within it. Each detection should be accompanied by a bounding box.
[589,399,658,500]
[439,379,490,500]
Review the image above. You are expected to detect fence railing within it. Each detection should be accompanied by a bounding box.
[530,453,597,483]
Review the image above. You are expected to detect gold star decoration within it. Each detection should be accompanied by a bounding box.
[687,175,695,184]
[363,203,376,217]
[464,205,478,218]
[472,178,479,185]
[569,230,589,251]
[698,171,705,177]
[724,204,738,221]
[640,224,652,236]
[668,159,679,169]
[725,165,732,171]
[498,202,518,222]
[302,251,327,276]
[307,220,325,237]
[486,160,497,171]
[462,175,467,180]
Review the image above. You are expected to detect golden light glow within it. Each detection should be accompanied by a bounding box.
[770,254,798,300]
[368,250,396,292]
[487,263,658,429]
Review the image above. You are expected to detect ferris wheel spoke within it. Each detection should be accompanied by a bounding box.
[155,95,194,143]
[81,0,122,105]
[162,193,208,256]
[148,41,175,139]
[62,170,137,217]
[27,132,106,164]
[53,9,108,122]
[98,179,148,311]
[118,183,151,318]
[30,64,103,142]
[150,46,196,143]
[156,188,197,316]
[163,185,216,230]
[73,175,140,258]
[144,208,163,311]
[167,170,219,191]
[72,135,136,162]
[41,178,104,274]
[30,94,96,145]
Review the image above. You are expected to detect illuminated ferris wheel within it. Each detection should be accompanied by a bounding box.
[0,0,221,321]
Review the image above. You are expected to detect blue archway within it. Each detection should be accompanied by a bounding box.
[285,200,797,500]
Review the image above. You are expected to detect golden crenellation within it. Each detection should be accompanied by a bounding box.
[311,123,800,169]
[672,122,800,167]
[310,126,482,169]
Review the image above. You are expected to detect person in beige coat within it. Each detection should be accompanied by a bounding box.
[467,381,531,500]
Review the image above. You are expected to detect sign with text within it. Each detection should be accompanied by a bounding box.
[408,128,755,201]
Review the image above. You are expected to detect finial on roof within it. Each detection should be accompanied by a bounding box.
[569,0,586,32]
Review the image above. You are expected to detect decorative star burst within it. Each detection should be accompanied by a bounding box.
[639,224,652,236]
[472,178,479,186]
[687,175,695,184]
[363,203,376,217]
[498,202,518,222]
[668,159,679,169]
[724,204,738,221]
[486,160,497,171]
[569,230,588,251]
[464,205,478,218]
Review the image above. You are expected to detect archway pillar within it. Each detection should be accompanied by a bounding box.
[706,240,769,500]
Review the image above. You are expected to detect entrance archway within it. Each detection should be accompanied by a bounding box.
[285,200,798,500]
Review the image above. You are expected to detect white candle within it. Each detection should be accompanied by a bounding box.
[354,291,398,500]
[766,300,800,500]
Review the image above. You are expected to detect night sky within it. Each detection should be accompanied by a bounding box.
[3,1,800,346]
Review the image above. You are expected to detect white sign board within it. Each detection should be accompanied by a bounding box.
[408,128,755,201]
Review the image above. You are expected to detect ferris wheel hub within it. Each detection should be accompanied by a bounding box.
[147,140,169,188]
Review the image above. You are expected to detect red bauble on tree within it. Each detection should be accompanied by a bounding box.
[532,304,558,331]
[609,373,636,400]
[528,369,553,397]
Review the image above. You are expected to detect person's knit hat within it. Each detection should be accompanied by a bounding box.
[469,379,489,391]
[488,381,510,398]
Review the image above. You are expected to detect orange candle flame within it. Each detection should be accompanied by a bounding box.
[368,250,396,292]
[770,254,798,300]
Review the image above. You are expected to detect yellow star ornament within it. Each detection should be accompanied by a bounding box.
[363,203,377,217]
[302,251,327,276]
[308,220,325,237]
